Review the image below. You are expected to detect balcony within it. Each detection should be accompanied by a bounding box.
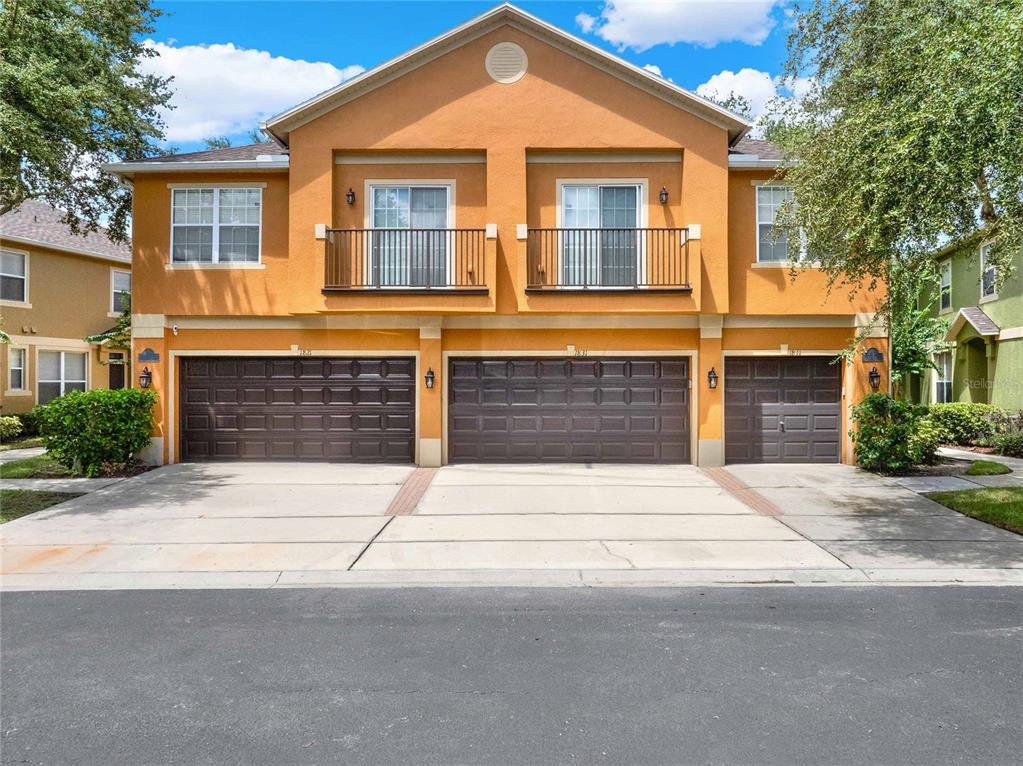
[324,228,488,293]
[526,227,691,292]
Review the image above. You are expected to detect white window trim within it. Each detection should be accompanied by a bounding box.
[979,241,997,302]
[6,346,29,395]
[363,180,456,287]
[0,247,30,307]
[939,259,953,314]
[169,187,263,266]
[36,348,89,403]
[752,181,813,265]
[110,267,131,317]
[555,178,649,288]
[932,350,953,404]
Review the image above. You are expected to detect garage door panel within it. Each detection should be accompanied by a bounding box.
[181,356,415,463]
[725,355,841,464]
[448,356,690,464]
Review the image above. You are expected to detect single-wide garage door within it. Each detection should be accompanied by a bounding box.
[180,357,415,462]
[448,357,690,463]
[724,356,841,463]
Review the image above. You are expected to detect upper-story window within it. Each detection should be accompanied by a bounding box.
[756,185,799,262]
[111,269,131,313]
[369,184,451,286]
[980,242,997,299]
[1,249,27,303]
[939,260,952,312]
[171,187,261,263]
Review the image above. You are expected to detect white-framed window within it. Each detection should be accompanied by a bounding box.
[939,260,952,312]
[980,242,997,299]
[1,249,28,303]
[368,183,452,286]
[171,187,261,263]
[8,347,26,391]
[111,269,131,313]
[756,185,800,262]
[559,182,643,287]
[934,351,953,404]
[38,351,87,404]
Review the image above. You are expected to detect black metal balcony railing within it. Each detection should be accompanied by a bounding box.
[526,227,691,291]
[324,228,487,292]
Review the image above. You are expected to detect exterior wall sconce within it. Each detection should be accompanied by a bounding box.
[345,188,356,205]
[138,366,153,389]
[868,366,881,391]
[707,367,718,389]
[425,367,435,390]
[658,186,669,204]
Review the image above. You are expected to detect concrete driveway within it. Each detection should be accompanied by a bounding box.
[2,461,1021,589]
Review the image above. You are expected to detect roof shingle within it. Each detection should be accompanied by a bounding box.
[0,199,130,262]
[135,142,287,164]
[730,137,783,160]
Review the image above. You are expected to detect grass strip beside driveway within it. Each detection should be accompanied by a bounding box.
[1,490,84,524]
[926,487,1023,535]
[0,436,45,452]
[965,460,1012,476]
[0,455,73,479]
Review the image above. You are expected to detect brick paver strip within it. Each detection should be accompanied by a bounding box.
[386,467,437,516]
[703,467,783,517]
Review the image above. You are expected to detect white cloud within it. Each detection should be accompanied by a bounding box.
[696,68,813,125]
[578,1,784,51]
[642,63,663,76]
[141,40,364,143]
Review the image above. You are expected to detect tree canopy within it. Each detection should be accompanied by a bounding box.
[775,0,1023,289]
[0,0,172,240]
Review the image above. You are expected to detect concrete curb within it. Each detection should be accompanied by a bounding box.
[3,567,1022,591]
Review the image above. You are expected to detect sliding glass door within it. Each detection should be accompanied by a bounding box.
[370,186,450,287]
[561,184,639,287]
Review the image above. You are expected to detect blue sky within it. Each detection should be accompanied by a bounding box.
[147,1,798,152]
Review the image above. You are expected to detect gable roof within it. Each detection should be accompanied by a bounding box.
[728,137,784,168]
[945,307,1000,342]
[263,3,750,146]
[103,142,289,180]
[0,199,130,264]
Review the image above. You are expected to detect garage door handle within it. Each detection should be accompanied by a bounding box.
[779,420,786,433]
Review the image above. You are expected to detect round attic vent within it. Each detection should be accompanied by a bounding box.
[485,42,528,84]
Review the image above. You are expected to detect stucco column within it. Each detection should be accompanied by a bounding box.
[131,328,167,466]
[697,315,724,467]
[486,144,527,314]
[418,326,443,466]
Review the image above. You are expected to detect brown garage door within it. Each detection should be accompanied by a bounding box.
[724,356,841,463]
[448,357,690,463]
[180,357,415,462]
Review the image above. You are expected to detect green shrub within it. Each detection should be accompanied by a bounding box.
[851,393,926,473]
[38,389,156,477]
[0,416,24,441]
[909,415,942,466]
[15,406,45,437]
[927,403,1000,446]
[995,432,1023,458]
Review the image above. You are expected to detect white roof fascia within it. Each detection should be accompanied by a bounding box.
[728,154,784,169]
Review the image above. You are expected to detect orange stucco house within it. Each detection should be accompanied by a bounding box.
[104,4,884,468]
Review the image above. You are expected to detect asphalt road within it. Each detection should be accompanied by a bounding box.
[2,587,1021,766]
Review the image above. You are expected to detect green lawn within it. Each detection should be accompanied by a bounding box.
[965,460,1011,476]
[0,436,45,452]
[0,489,83,524]
[927,487,1023,535]
[0,454,74,479]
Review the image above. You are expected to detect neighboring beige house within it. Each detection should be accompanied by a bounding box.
[1,199,132,414]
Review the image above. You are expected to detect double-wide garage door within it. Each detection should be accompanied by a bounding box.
[180,357,415,462]
[448,357,690,463]
[724,356,841,463]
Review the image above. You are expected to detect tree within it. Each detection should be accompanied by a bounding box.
[203,136,232,150]
[774,0,1023,288]
[0,0,172,241]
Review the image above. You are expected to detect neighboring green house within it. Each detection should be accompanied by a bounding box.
[913,234,1023,409]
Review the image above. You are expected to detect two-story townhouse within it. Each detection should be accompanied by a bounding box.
[1,200,132,414]
[104,3,884,468]
[913,233,1023,408]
